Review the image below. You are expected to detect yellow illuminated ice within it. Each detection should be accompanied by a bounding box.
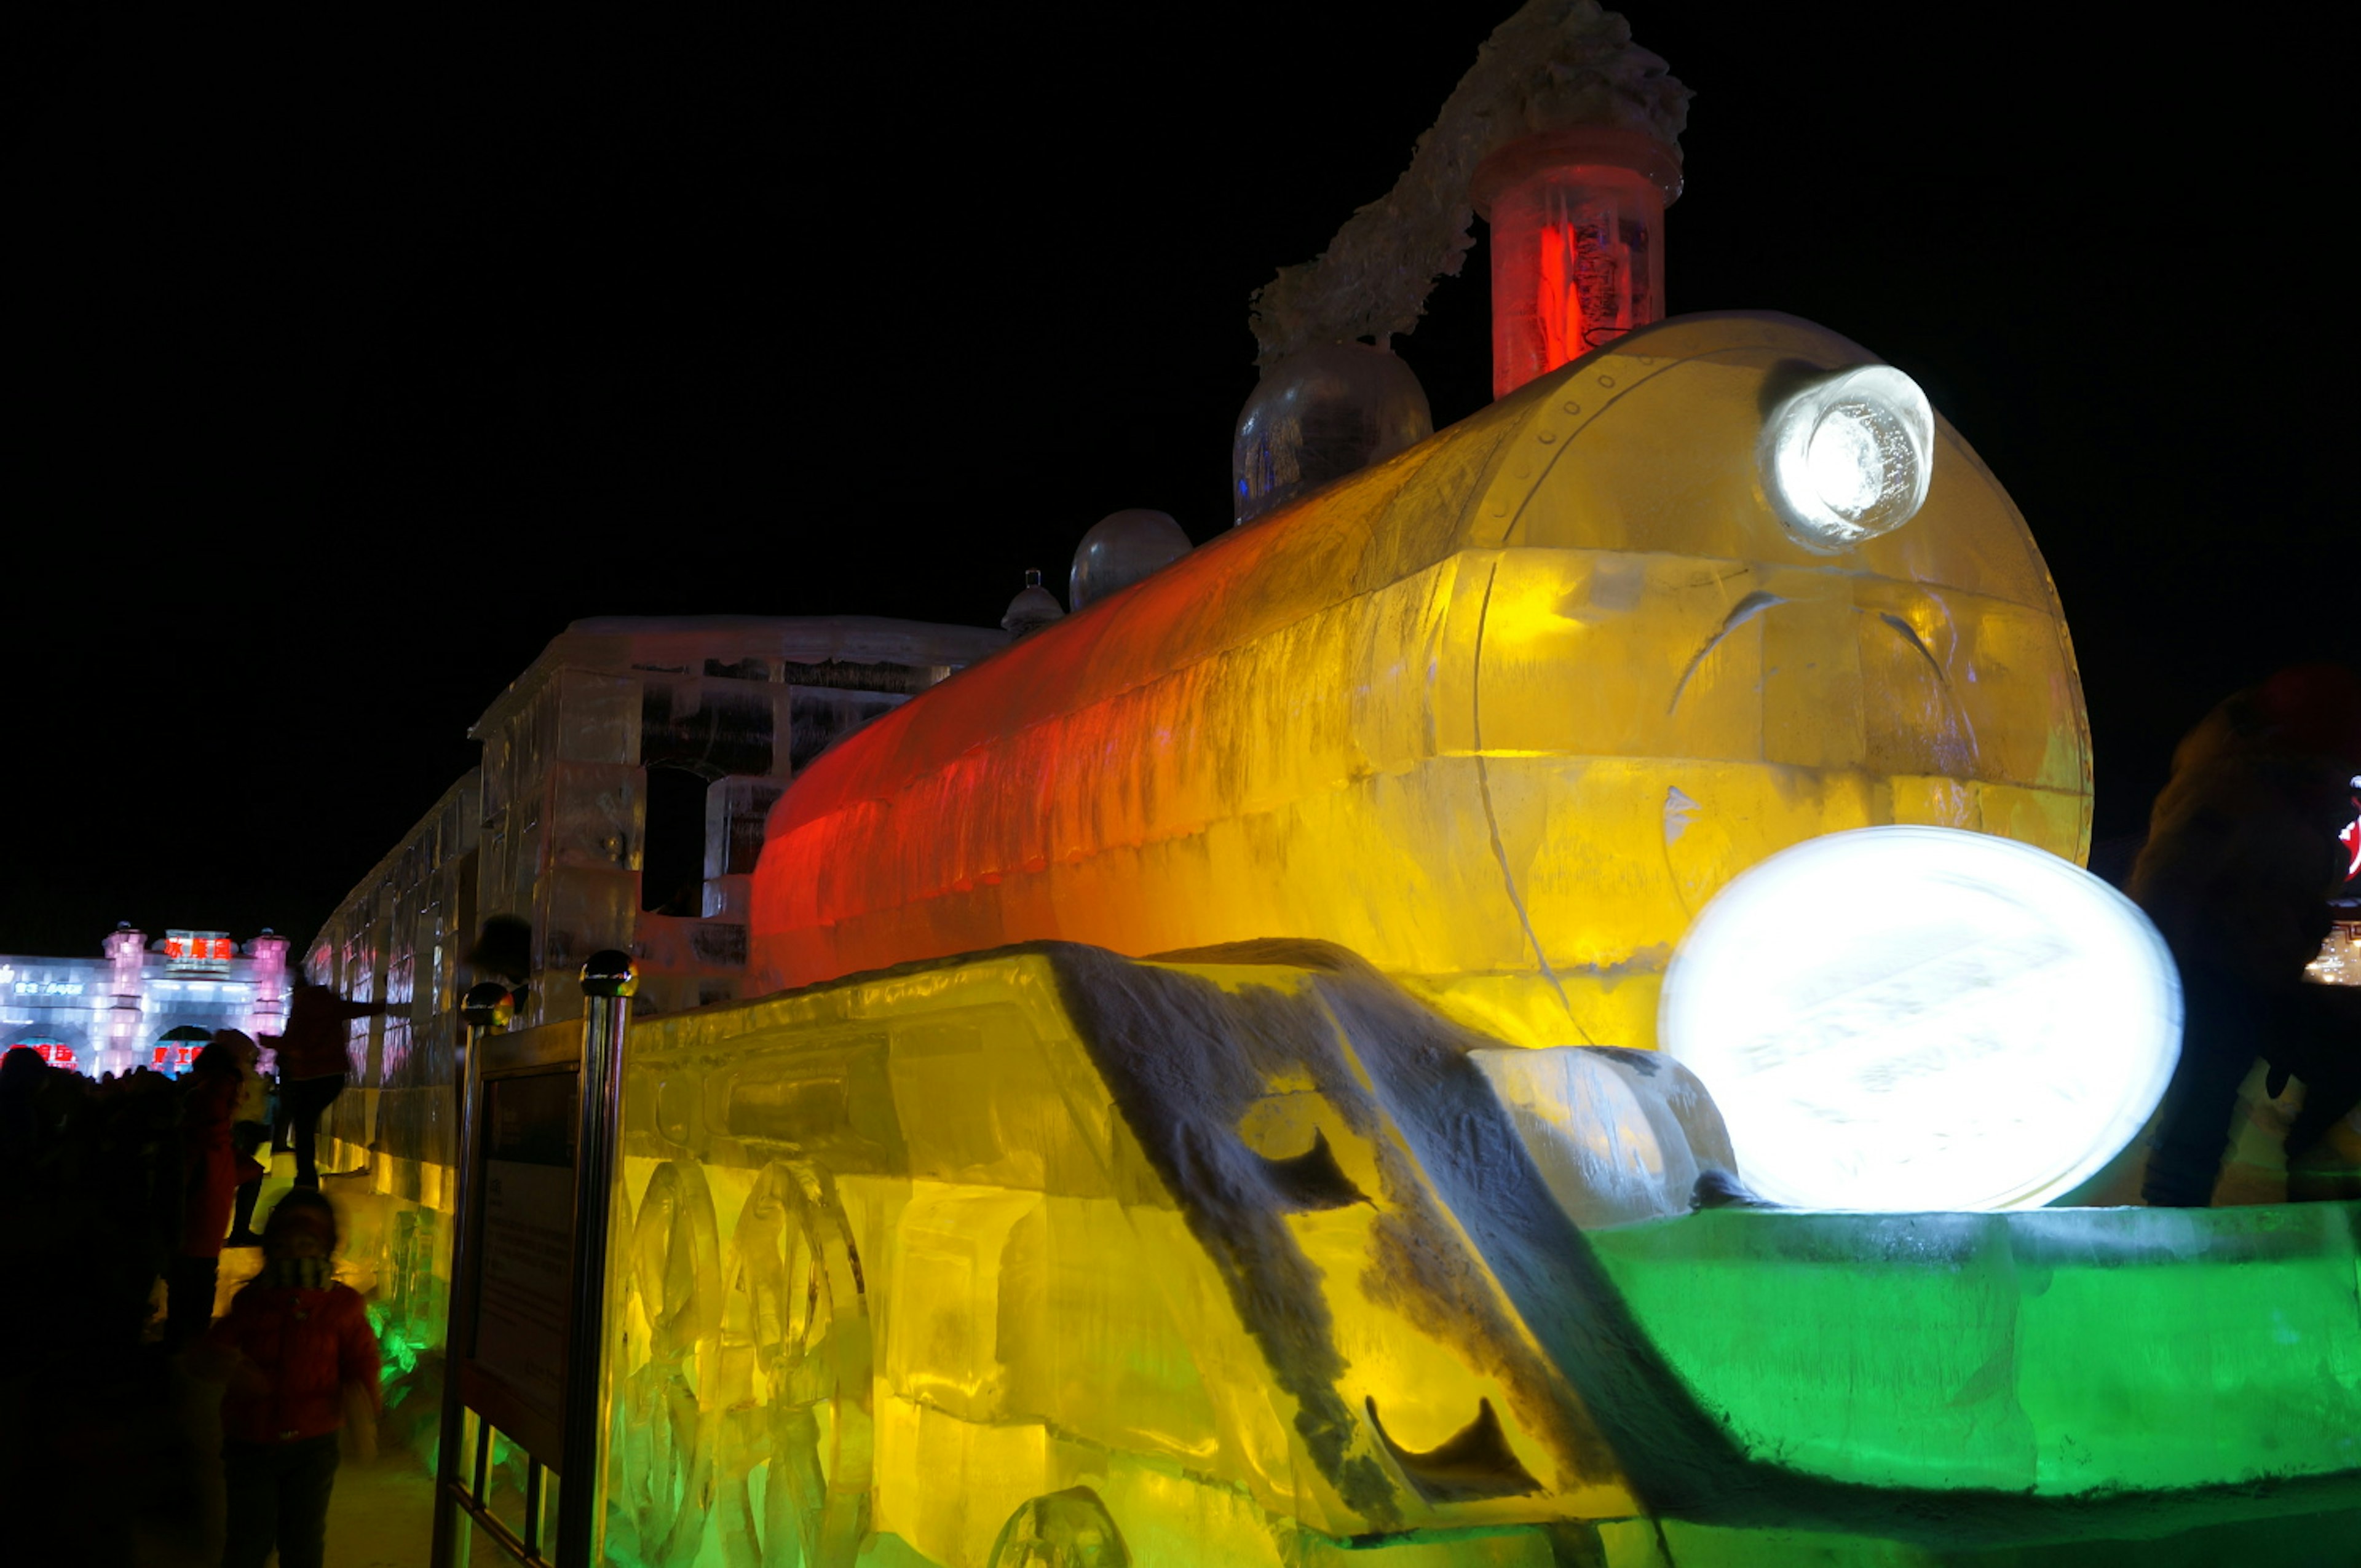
[603,949,1642,1567]
[754,313,2093,1052]
[597,943,2361,1567]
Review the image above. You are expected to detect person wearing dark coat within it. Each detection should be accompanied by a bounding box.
[277,978,389,1188]
[2131,663,2361,1205]
[223,1029,274,1245]
[165,1036,257,1347]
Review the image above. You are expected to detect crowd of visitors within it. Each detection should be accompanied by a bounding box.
[0,1001,382,1567]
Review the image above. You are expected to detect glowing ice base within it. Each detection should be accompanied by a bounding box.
[598,944,2360,1566]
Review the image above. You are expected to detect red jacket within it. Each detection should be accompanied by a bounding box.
[279,987,379,1082]
[179,1070,243,1258]
[207,1279,381,1444]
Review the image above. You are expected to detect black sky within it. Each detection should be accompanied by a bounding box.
[2,5,2349,956]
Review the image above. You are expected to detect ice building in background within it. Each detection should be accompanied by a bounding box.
[298,614,1001,1218]
[0,924,288,1076]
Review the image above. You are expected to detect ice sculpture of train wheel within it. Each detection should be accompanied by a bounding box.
[984,1485,1130,1568]
[729,1159,872,1568]
[620,1159,724,1568]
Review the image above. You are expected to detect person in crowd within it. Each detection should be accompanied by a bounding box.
[90,1062,188,1345]
[166,1035,255,1347]
[194,1188,379,1568]
[226,1031,275,1246]
[2132,662,2361,1205]
[0,1044,50,1155]
[3,1052,205,1568]
[278,975,389,1188]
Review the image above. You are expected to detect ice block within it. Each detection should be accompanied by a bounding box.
[753,314,2092,1050]
[598,940,2361,1567]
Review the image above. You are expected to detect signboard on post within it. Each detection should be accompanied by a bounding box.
[432,956,638,1568]
[471,1068,579,1463]
[435,1008,580,1564]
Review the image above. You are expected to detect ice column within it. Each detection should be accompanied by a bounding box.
[105,923,145,1074]
[1474,126,1681,399]
[247,929,290,1041]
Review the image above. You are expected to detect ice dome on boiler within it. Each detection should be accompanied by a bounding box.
[1069,509,1190,612]
[1000,570,1066,639]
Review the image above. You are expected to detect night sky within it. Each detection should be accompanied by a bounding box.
[3,5,2347,958]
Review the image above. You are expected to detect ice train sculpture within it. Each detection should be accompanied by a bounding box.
[752,313,2092,1049]
[532,1,2361,1556]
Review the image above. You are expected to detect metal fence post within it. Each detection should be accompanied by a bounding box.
[432,980,514,1568]
[556,951,635,1568]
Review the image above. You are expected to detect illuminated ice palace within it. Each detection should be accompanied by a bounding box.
[1,926,290,1077]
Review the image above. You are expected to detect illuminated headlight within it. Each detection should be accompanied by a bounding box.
[1659,826,2181,1211]
[1761,364,1934,551]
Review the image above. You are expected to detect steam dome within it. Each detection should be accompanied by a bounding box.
[1070,510,1191,612]
[1001,569,1065,638]
[1232,342,1433,525]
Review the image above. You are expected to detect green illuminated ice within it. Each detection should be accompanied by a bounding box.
[1591,1202,2361,1500]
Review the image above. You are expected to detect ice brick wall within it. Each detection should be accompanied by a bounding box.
[469,621,1002,1025]
[307,770,481,1181]
[296,618,1002,1447]
[306,617,1006,1178]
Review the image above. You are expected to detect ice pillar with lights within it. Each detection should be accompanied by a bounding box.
[103,923,145,1074]
[1474,125,1680,398]
[246,929,290,1041]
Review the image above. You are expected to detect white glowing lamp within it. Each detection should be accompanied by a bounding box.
[1658,827,2181,1211]
[1760,364,1934,551]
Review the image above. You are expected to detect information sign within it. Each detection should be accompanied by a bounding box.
[473,1071,578,1444]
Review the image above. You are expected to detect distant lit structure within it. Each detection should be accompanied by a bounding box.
[2307,777,2361,986]
[2344,783,2360,879]
[0,924,290,1076]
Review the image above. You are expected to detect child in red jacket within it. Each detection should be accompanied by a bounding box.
[197,1188,380,1568]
